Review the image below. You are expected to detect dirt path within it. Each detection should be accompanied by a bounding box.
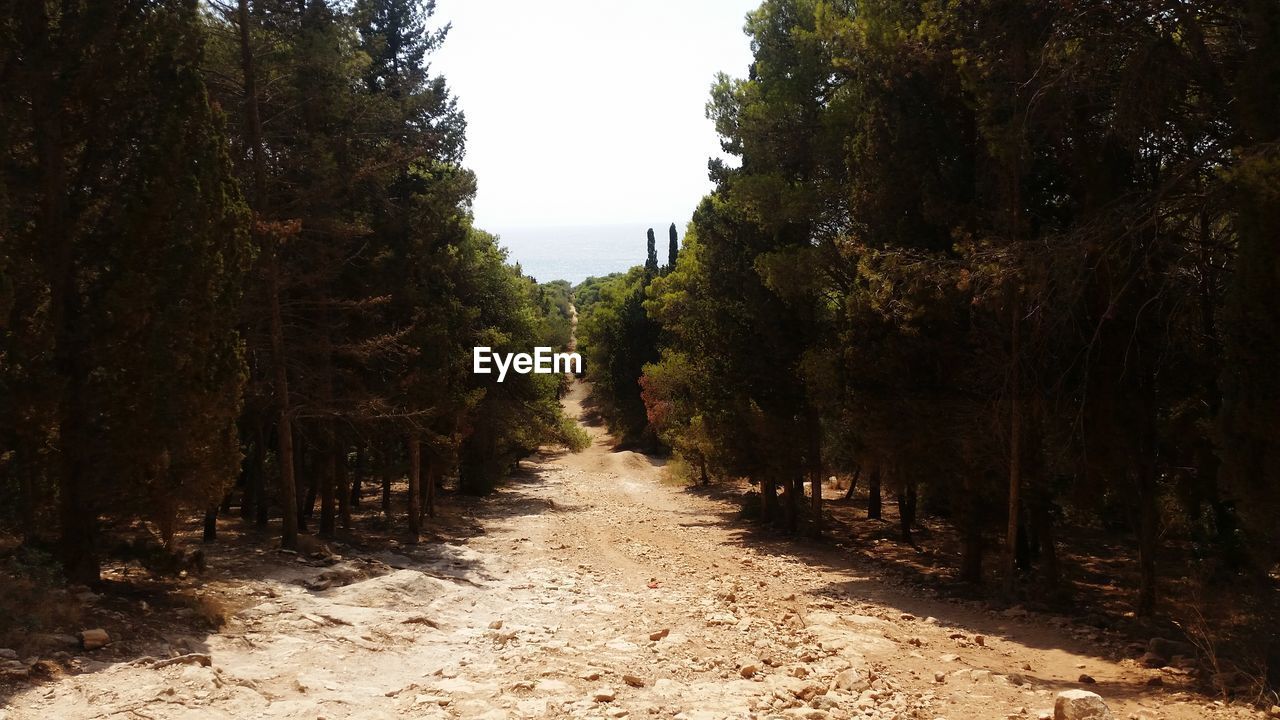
[3,382,1264,720]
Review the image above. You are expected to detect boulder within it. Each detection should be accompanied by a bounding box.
[78,629,109,650]
[1054,689,1112,720]
[1147,638,1196,660]
[1138,652,1167,668]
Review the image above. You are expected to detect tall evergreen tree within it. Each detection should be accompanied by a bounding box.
[645,228,660,274]
[667,223,679,269]
[1,0,251,581]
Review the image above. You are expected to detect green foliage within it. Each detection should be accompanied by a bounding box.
[1,1,253,566]
[667,223,680,270]
[576,267,660,445]
[0,0,584,577]
[645,228,660,275]
[643,0,1280,609]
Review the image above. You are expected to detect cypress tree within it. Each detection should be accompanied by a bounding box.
[645,228,659,274]
[667,223,679,269]
[2,0,251,579]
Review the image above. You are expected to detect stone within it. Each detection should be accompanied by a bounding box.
[78,629,109,650]
[740,664,758,679]
[534,680,569,693]
[974,635,986,646]
[1138,652,1167,669]
[1054,689,1112,720]
[593,687,617,702]
[1147,638,1196,660]
[622,674,645,687]
[649,629,670,641]
[489,620,504,630]
[1078,674,1096,684]
[0,649,17,660]
[832,669,869,693]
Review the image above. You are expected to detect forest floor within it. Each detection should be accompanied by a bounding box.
[1,381,1271,720]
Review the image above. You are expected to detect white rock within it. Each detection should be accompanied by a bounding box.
[832,668,868,693]
[1054,690,1112,720]
[593,687,617,702]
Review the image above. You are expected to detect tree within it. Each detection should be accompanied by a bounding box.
[645,228,660,275]
[667,223,679,270]
[2,0,251,581]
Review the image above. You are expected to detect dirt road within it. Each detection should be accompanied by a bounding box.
[3,382,1263,720]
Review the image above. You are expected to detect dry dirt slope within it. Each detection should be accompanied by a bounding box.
[2,381,1266,720]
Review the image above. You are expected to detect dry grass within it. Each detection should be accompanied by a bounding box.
[0,544,85,655]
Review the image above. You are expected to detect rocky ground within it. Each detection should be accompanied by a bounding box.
[1,382,1272,720]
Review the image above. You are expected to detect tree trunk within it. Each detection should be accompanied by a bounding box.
[302,440,318,522]
[1005,296,1023,596]
[319,436,336,538]
[960,482,984,584]
[808,411,822,538]
[239,0,296,550]
[1136,462,1159,616]
[407,436,422,541]
[23,1,98,584]
[425,458,439,519]
[18,459,37,545]
[381,453,393,521]
[239,430,256,520]
[810,470,823,538]
[336,445,351,530]
[350,446,364,507]
[867,466,882,520]
[254,425,269,526]
[843,467,860,501]
[898,480,917,545]
[1030,494,1059,589]
[784,473,800,533]
[699,457,709,486]
[760,477,776,523]
[203,508,218,542]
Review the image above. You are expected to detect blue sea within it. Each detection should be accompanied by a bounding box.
[493,223,670,285]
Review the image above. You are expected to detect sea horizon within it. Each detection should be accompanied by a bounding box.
[491,222,681,286]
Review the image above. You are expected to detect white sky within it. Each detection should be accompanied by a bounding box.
[430,0,759,229]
